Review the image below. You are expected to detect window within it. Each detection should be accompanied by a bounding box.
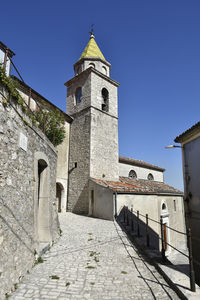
[102,66,107,75]
[89,63,95,69]
[76,66,81,75]
[75,87,82,104]
[101,88,109,112]
[162,203,166,210]
[173,200,176,212]
[147,173,154,181]
[129,170,137,179]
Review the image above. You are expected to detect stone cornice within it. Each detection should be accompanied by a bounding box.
[64,67,120,88]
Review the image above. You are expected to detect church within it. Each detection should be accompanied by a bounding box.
[0,34,186,297]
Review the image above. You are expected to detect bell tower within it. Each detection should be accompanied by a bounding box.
[65,33,119,214]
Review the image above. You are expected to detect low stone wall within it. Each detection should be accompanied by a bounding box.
[0,85,59,298]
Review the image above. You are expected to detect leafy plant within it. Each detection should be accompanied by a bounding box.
[5,293,10,299]
[33,107,65,146]
[50,275,60,280]
[0,66,66,146]
[86,266,96,269]
[34,256,45,266]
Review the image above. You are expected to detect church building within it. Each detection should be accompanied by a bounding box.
[0,34,186,297]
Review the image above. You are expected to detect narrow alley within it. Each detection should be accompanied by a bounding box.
[9,213,180,300]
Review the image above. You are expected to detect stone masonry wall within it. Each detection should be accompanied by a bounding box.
[67,109,91,214]
[90,107,119,180]
[0,85,59,299]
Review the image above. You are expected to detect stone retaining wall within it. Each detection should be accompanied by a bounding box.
[0,85,59,298]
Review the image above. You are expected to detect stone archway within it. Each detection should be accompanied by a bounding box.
[56,182,64,213]
[34,152,51,243]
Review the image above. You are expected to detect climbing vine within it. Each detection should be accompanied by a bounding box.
[0,66,65,146]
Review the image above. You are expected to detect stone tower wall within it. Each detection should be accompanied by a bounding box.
[90,107,119,180]
[66,73,91,116]
[67,67,119,213]
[67,109,91,214]
[90,72,118,117]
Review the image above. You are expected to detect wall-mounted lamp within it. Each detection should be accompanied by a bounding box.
[165,144,182,149]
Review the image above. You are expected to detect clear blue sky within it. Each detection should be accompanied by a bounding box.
[1,0,200,190]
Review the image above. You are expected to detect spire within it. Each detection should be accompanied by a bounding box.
[79,32,105,61]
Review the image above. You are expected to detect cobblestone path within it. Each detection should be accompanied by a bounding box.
[9,213,180,300]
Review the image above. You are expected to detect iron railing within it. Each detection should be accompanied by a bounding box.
[121,206,196,292]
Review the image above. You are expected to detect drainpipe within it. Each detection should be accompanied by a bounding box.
[114,192,117,219]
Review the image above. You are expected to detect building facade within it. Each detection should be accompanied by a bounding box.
[0,34,187,296]
[65,34,119,214]
[175,122,200,285]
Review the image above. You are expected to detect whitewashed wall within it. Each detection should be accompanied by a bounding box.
[0,49,11,76]
[119,162,164,182]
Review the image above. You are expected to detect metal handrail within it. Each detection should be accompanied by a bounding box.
[121,206,196,292]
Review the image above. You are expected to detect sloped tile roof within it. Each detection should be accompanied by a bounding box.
[90,177,183,195]
[174,121,200,143]
[119,156,165,172]
[79,35,105,61]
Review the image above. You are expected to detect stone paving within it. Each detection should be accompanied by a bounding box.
[9,213,180,300]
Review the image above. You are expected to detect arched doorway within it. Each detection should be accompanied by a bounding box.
[161,201,170,254]
[34,152,51,243]
[56,183,64,213]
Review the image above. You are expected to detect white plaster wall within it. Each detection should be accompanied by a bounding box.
[117,194,160,233]
[119,162,164,182]
[181,136,200,284]
[89,181,114,220]
[0,49,4,65]
[56,122,70,212]
[117,194,186,252]
[0,49,11,76]
[18,90,37,110]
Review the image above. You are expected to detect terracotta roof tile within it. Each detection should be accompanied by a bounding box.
[90,177,183,195]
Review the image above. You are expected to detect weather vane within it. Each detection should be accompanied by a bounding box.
[89,24,95,36]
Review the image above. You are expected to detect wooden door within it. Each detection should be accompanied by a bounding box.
[163,223,167,250]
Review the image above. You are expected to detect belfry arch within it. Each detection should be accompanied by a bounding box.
[34,152,51,242]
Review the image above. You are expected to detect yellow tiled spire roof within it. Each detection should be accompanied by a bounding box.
[79,34,105,61]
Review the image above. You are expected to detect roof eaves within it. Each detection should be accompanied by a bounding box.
[0,41,15,57]
[174,121,200,143]
[119,156,165,172]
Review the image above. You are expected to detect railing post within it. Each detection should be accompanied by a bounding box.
[137,210,140,237]
[160,216,166,262]
[188,228,196,292]
[127,207,129,226]
[146,214,150,247]
[131,208,134,232]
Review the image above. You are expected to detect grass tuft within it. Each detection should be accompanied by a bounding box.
[50,275,60,280]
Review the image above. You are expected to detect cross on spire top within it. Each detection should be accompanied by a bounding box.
[89,24,95,38]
